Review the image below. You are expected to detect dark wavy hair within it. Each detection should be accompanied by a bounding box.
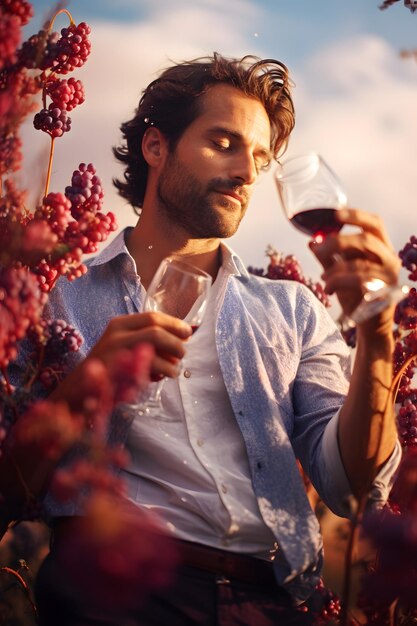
[113,52,295,214]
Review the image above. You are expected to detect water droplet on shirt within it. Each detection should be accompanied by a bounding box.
[144,117,150,123]
[148,244,153,250]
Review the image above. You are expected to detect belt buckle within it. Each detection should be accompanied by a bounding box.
[216,575,231,585]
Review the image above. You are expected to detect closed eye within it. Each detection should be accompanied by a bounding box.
[255,155,271,174]
[213,139,231,151]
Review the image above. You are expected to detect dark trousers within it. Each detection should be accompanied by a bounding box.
[35,549,332,626]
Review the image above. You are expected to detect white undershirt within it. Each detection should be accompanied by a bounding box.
[122,256,277,556]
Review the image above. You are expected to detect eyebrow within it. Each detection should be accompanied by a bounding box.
[208,126,273,162]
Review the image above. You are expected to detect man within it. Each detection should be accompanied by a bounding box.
[36,53,401,625]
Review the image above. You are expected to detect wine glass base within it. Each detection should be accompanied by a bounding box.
[347,284,410,326]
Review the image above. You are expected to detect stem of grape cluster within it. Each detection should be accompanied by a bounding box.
[392,354,417,403]
[0,566,38,616]
[340,349,416,626]
[44,137,55,198]
[48,8,74,32]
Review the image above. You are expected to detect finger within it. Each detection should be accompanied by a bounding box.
[90,325,188,366]
[321,259,398,294]
[150,354,182,379]
[127,326,188,360]
[108,312,192,338]
[336,208,393,248]
[310,232,399,267]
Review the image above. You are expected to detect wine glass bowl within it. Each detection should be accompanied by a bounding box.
[275,152,409,325]
[144,257,211,332]
[275,153,347,243]
[137,256,212,417]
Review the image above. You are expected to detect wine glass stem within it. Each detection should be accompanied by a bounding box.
[144,378,166,405]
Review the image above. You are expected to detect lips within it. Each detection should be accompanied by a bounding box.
[215,189,245,206]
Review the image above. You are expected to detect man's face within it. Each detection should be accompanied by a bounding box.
[156,83,272,239]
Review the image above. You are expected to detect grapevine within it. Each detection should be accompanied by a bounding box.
[0,3,156,620]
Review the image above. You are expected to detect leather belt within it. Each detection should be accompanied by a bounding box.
[175,539,278,588]
[51,518,278,590]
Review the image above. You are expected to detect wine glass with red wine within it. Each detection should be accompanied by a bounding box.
[275,153,346,243]
[275,152,409,325]
[136,256,212,418]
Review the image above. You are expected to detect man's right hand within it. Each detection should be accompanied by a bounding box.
[88,312,192,379]
[50,312,192,408]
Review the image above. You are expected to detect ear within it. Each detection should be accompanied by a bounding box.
[142,127,168,167]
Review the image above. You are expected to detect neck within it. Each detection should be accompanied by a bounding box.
[127,214,222,290]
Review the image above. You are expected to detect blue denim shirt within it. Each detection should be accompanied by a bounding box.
[40,228,401,601]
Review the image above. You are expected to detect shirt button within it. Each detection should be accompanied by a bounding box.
[197,438,204,447]
[221,484,227,494]
[183,369,191,378]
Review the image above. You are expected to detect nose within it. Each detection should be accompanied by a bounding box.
[229,150,258,186]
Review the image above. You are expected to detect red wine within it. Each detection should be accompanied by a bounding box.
[150,373,164,383]
[290,208,342,239]
[191,325,199,335]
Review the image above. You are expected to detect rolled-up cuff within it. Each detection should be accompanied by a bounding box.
[321,410,402,518]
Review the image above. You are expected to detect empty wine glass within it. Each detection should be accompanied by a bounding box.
[274,152,409,325]
[136,256,212,418]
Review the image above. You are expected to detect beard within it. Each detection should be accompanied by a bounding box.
[156,151,249,239]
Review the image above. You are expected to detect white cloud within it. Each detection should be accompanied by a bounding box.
[230,35,417,280]
[20,11,416,290]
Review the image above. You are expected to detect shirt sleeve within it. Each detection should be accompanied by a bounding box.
[289,284,401,517]
[321,410,402,517]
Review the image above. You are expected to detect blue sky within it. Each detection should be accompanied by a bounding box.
[24,1,417,288]
[28,0,417,60]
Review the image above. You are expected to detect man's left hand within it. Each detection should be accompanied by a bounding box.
[309,208,401,328]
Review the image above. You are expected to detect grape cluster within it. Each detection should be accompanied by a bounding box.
[52,22,91,75]
[65,163,104,219]
[32,318,83,389]
[36,192,71,238]
[399,236,417,281]
[32,259,58,293]
[395,287,417,330]
[248,246,331,308]
[23,168,117,290]
[33,106,71,138]
[0,133,22,176]
[1,0,33,25]
[18,22,91,74]
[65,211,117,256]
[43,319,83,360]
[397,397,417,448]
[17,30,59,70]
[0,266,46,368]
[0,178,26,220]
[311,580,341,625]
[395,365,416,406]
[45,77,84,112]
[0,12,21,71]
[393,331,417,377]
